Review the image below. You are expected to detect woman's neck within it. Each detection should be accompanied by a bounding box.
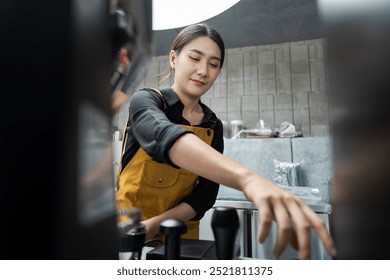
[172,85,204,125]
[172,85,201,112]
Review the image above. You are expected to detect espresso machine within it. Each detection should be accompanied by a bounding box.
[0,0,152,259]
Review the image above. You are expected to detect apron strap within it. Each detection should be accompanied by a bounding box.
[150,87,169,113]
[115,119,129,190]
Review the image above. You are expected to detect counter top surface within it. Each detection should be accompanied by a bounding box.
[214,198,332,214]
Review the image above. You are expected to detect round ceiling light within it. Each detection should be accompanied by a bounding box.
[152,0,241,30]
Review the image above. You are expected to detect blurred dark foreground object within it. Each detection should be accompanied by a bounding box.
[320,1,390,259]
[0,0,152,259]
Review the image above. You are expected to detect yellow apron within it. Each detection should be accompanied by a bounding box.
[117,125,214,239]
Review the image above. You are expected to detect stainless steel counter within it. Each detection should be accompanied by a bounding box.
[214,198,332,214]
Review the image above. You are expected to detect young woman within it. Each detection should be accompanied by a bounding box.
[116,23,336,259]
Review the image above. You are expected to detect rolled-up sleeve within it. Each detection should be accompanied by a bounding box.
[129,89,193,166]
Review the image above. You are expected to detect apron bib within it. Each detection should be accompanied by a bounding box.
[117,125,214,239]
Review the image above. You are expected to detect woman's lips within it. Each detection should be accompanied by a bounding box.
[191,79,205,86]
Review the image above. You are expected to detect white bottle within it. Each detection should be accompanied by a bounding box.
[230,120,244,139]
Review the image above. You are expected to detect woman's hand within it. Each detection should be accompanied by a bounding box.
[241,173,336,259]
[142,202,196,241]
[141,218,160,241]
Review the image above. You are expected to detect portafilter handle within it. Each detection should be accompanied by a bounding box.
[117,207,146,260]
[211,207,239,260]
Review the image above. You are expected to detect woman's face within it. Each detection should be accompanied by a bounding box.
[170,36,221,99]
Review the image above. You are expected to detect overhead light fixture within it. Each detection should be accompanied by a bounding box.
[152,0,240,30]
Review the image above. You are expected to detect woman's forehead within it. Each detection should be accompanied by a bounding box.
[181,36,221,58]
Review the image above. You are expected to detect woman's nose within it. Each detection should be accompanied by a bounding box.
[196,61,208,76]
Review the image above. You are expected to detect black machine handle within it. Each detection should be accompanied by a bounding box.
[159,219,188,260]
[211,207,239,260]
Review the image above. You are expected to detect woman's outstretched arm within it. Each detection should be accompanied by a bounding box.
[168,133,336,259]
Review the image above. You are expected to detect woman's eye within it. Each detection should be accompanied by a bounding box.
[190,56,200,61]
[210,63,219,68]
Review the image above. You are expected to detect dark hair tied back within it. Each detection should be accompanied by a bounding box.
[170,23,225,68]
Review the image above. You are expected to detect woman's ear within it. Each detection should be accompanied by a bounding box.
[169,50,176,70]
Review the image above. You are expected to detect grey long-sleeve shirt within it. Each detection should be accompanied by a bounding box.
[120,87,224,220]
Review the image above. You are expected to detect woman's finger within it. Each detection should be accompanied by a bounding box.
[284,197,312,259]
[257,197,274,244]
[270,198,294,258]
[298,200,337,257]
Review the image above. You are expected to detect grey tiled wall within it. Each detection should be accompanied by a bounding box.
[114,39,330,137]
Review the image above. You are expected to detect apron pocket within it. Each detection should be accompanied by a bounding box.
[138,160,196,214]
[142,160,180,187]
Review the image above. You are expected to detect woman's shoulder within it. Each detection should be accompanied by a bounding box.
[134,87,161,96]
[132,87,165,101]
[130,87,166,110]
